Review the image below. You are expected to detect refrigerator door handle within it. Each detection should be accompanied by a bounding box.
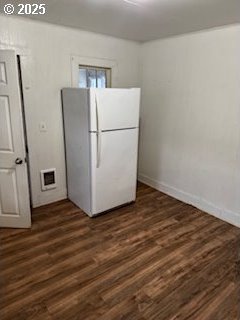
[95,93,102,168]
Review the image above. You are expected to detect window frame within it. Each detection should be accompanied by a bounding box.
[71,55,117,88]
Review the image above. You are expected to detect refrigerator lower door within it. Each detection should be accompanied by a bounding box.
[90,129,138,216]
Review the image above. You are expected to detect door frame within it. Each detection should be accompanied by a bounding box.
[17,54,32,208]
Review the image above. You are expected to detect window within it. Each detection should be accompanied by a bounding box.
[78,65,111,88]
[71,56,116,88]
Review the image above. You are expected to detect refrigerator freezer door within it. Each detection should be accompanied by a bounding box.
[90,129,138,216]
[89,88,140,132]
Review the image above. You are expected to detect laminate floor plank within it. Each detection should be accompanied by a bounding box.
[1,182,239,320]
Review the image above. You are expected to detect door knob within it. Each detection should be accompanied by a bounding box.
[15,158,23,165]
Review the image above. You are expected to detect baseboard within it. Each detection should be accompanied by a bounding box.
[138,173,240,228]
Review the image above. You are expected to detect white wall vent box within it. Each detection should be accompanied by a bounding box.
[40,168,57,191]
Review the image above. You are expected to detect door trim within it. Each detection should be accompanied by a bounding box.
[17,55,32,208]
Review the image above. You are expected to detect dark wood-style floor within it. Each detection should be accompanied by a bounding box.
[0,182,240,320]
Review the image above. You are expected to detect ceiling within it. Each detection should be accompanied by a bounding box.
[4,0,240,42]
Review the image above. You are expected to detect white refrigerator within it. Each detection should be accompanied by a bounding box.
[62,88,140,217]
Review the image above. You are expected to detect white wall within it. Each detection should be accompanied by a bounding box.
[139,25,240,227]
[0,15,140,207]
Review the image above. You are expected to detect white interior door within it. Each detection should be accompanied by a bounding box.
[0,50,31,228]
[90,128,138,216]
